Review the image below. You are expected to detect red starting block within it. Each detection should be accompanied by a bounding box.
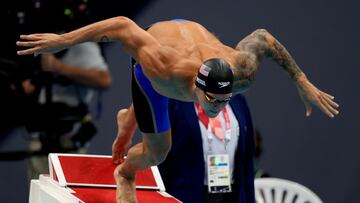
[29,153,182,203]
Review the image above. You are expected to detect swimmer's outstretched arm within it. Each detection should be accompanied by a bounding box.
[235,29,339,118]
[17,16,159,61]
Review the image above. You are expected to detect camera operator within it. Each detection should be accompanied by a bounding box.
[0,56,41,133]
[26,42,112,180]
[0,1,112,182]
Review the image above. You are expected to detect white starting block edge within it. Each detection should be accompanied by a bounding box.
[29,175,183,203]
[48,153,166,192]
[29,174,83,203]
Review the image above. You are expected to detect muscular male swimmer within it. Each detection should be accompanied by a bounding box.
[17,17,339,203]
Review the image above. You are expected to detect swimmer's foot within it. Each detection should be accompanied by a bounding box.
[114,164,138,203]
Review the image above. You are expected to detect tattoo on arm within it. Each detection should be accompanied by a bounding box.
[263,31,303,79]
[237,29,304,80]
[100,35,110,42]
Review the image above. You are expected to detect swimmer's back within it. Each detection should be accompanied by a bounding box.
[147,20,222,48]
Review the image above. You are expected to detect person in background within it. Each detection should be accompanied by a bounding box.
[156,94,255,203]
[27,41,112,180]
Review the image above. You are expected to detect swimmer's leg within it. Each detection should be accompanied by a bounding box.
[113,59,172,203]
[114,129,171,203]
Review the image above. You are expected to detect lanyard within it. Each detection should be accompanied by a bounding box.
[195,103,231,152]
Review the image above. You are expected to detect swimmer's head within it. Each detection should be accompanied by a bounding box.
[195,58,234,94]
[195,58,234,117]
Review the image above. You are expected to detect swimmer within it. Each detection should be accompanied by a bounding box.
[17,17,339,203]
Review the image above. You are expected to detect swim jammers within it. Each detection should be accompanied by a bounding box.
[131,58,170,133]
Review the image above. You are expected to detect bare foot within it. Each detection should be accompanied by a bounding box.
[114,164,138,203]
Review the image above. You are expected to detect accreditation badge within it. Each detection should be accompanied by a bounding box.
[207,154,232,193]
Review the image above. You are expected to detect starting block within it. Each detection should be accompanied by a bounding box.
[29,153,182,203]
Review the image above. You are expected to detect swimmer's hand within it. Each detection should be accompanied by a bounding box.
[16,33,67,56]
[112,109,136,164]
[112,135,131,165]
[296,74,339,118]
